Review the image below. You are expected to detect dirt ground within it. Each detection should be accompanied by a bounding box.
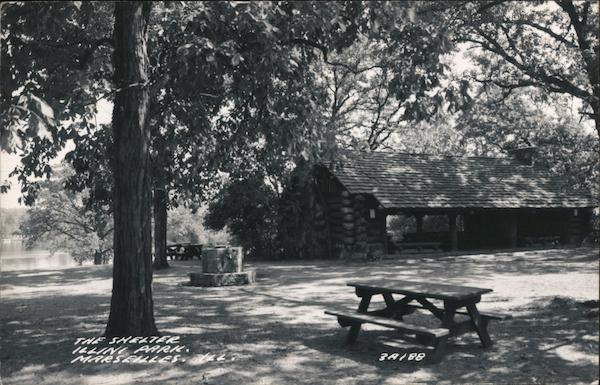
[1,247,598,385]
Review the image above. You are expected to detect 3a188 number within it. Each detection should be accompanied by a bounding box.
[379,352,426,362]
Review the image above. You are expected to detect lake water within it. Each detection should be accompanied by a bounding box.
[0,239,79,272]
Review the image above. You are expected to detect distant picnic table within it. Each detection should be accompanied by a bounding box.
[325,279,511,362]
[165,243,202,260]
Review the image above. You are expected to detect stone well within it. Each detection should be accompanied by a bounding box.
[189,246,255,287]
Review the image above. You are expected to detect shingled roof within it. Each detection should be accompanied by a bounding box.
[324,151,595,209]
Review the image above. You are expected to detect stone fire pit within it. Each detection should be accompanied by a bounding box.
[189,246,255,286]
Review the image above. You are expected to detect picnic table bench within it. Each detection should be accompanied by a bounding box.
[524,235,561,247]
[166,243,203,260]
[325,279,511,362]
[395,241,442,253]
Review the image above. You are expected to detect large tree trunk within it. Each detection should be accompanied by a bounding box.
[152,170,169,270]
[105,2,157,337]
[150,108,170,270]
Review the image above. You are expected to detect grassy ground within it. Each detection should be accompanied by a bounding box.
[1,248,598,385]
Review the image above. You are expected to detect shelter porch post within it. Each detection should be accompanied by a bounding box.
[509,211,518,248]
[449,213,458,251]
[416,214,423,234]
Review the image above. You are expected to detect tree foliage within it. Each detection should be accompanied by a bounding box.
[204,175,280,259]
[312,2,471,152]
[166,206,231,246]
[1,2,114,203]
[454,0,599,135]
[457,88,598,193]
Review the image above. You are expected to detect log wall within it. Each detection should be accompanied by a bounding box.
[315,167,389,258]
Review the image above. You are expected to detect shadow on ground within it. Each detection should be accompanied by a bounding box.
[0,247,598,384]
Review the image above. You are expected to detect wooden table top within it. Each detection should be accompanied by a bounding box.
[347,279,493,301]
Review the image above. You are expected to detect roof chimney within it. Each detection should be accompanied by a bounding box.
[507,146,537,166]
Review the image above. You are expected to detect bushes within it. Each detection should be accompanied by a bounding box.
[204,176,280,259]
[166,206,230,246]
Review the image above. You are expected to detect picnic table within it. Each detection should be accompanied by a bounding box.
[165,243,203,260]
[325,279,510,362]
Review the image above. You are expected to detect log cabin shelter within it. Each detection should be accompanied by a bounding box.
[313,150,595,257]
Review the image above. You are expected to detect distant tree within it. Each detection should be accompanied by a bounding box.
[387,215,416,242]
[18,169,113,264]
[0,209,26,240]
[0,213,16,239]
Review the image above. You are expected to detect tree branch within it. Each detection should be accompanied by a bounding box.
[78,37,114,70]
[285,38,387,74]
[513,19,578,49]
[477,0,507,14]
[556,0,598,116]
[473,27,591,100]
